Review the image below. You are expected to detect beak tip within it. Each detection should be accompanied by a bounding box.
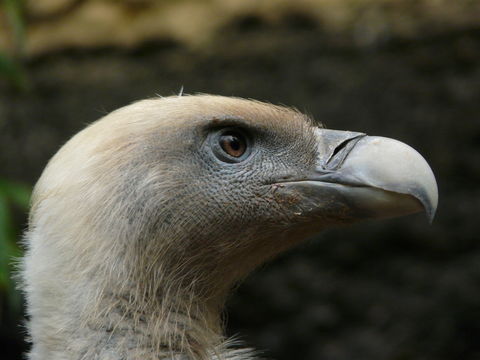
[427,207,436,224]
[409,176,438,224]
[419,177,438,224]
[425,195,438,224]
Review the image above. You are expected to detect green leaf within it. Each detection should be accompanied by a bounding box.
[0,178,30,315]
[2,0,26,49]
[0,0,29,90]
[0,194,15,291]
[0,52,28,90]
[0,179,31,208]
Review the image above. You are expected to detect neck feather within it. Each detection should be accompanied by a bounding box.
[23,231,249,360]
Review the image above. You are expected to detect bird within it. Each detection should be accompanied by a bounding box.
[21,95,438,360]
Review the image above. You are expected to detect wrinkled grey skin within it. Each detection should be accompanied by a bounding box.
[21,95,437,360]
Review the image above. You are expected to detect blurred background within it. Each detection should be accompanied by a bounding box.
[1,0,479,359]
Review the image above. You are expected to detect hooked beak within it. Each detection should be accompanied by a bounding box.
[274,128,438,223]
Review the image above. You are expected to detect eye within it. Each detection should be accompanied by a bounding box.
[210,128,252,163]
[219,132,246,158]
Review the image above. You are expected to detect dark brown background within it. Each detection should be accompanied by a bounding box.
[1,1,480,359]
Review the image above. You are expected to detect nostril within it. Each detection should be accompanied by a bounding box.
[325,135,365,170]
[330,138,352,159]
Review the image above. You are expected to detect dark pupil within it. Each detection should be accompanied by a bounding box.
[228,136,240,151]
[220,133,245,157]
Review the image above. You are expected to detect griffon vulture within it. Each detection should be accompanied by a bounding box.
[22,95,438,360]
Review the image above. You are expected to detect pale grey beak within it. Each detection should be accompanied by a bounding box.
[273,128,438,223]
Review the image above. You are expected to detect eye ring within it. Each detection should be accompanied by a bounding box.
[210,128,252,163]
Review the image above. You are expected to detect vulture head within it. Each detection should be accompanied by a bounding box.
[22,95,438,360]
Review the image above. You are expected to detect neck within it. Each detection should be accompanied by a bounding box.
[24,231,241,360]
[24,201,272,360]
[28,269,235,360]
[82,286,226,359]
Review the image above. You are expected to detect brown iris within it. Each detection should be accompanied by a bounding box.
[219,132,247,158]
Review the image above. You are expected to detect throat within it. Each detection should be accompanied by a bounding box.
[77,289,227,360]
[29,275,230,360]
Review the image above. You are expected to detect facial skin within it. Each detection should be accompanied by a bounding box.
[22,95,437,360]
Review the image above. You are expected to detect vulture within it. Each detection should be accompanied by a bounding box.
[22,95,438,360]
